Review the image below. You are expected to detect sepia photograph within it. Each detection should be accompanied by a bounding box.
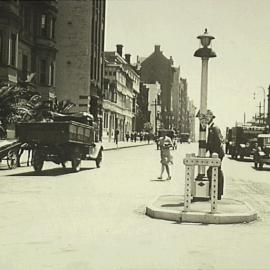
[0,0,270,269]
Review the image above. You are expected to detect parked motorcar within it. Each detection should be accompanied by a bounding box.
[179,133,190,143]
[254,134,270,170]
[229,125,265,160]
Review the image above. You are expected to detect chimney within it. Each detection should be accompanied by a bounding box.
[170,56,174,65]
[154,45,161,53]
[125,54,131,64]
[116,44,123,57]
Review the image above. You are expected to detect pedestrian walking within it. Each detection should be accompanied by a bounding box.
[134,131,137,142]
[114,129,119,147]
[206,114,225,200]
[157,133,173,180]
[125,131,130,142]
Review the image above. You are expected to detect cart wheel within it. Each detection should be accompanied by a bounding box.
[7,150,18,169]
[72,158,81,172]
[33,151,44,173]
[96,151,103,168]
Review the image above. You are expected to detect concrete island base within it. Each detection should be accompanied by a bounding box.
[146,195,257,224]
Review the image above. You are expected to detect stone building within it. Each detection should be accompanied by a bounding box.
[179,78,189,133]
[55,0,106,140]
[187,98,196,142]
[136,83,150,132]
[0,0,57,100]
[145,82,161,134]
[171,66,181,132]
[140,45,175,129]
[103,45,140,142]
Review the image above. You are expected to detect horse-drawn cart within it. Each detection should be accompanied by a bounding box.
[16,118,103,173]
[0,140,22,169]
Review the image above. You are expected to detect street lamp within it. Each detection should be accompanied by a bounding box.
[258,87,266,126]
[194,28,216,179]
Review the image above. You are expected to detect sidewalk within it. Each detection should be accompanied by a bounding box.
[101,140,154,151]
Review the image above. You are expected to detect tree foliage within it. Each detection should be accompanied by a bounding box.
[0,79,75,127]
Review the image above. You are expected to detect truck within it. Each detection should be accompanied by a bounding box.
[15,112,103,173]
[229,124,266,160]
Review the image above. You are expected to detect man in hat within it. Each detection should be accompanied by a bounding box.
[206,114,225,200]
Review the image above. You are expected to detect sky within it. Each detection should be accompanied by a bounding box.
[105,0,270,132]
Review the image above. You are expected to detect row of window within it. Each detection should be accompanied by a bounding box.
[20,5,56,40]
[0,31,17,66]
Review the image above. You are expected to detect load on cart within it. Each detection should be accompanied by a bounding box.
[15,112,103,173]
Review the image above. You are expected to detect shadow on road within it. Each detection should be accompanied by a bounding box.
[251,166,270,172]
[150,179,168,182]
[6,167,96,177]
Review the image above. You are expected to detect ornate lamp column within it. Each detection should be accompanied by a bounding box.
[194,29,216,179]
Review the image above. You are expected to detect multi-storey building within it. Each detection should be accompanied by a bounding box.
[187,98,196,142]
[179,78,189,133]
[55,0,106,140]
[0,1,57,99]
[171,66,181,132]
[140,45,175,129]
[103,45,140,142]
[136,83,150,132]
[145,82,161,134]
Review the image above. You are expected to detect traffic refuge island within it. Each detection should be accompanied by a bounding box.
[146,153,258,224]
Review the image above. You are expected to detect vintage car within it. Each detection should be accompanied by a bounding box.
[179,133,191,144]
[229,125,265,160]
[254,134,270,170]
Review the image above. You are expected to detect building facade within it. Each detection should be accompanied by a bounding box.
[140,45,175,129]
[171,66,181,132]
[179,78,189,133]
[103,45,140,142]
[145,82,161,134]
[187,98,196,141]
[136,83,150,132]
[55,0,106,140]
[0,1,57,99]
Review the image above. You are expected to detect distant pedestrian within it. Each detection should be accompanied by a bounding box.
[140,131,143,142]
[125,131,130,142]
[206,114,225,200]
[114,129,119,147]
[134,131,137,142]
[157,133,173,180]
[130,131,134,142]
[146,132,150,144]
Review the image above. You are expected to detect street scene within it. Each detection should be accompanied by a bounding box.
[1,144,270,270]
[1,0,270,269]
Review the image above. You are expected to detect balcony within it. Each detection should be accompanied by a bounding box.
[35,36,56,51]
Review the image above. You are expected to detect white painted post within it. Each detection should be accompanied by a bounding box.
[211,166,219,213]
[183,154,194,211]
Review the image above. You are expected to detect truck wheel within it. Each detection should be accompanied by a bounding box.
[7,150,18,169]
[72,158,81,172]
[96,151,102,168]
[33,151,44,173]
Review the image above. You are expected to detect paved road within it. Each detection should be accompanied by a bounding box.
[0,143,270,270]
